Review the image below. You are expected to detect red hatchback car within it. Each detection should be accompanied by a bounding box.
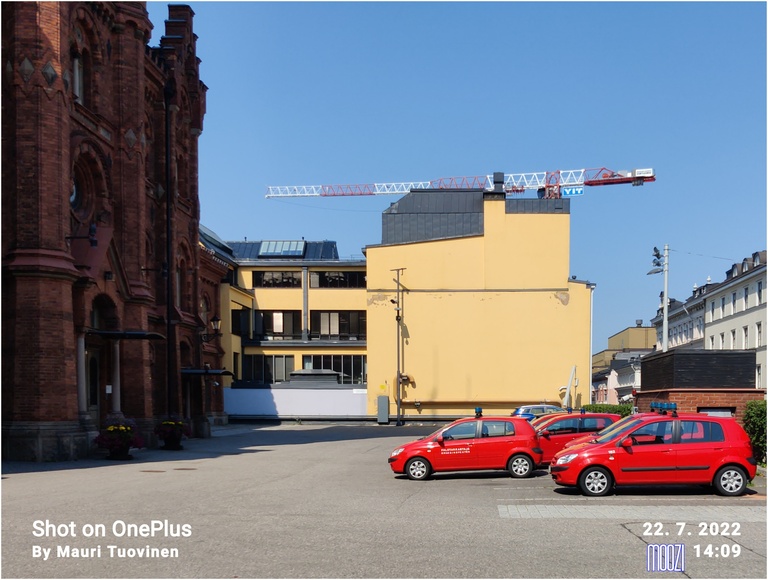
[534,412,621,466]
[389,417,543,480]
[550,408,757,496]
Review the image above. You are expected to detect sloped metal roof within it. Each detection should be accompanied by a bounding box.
[382,191,485,245]
[227,240,340,262]
[380,192,571,246]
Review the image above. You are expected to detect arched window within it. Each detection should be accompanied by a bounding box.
[72,48,91,107]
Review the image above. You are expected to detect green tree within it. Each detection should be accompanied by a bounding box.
[743,400,766,464]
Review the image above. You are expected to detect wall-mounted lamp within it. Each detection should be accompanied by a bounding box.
[200,315,222,343]
[66,223,98,247]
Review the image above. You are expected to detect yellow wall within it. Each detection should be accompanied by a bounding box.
[224,265,368,383]
[366,198,592,417]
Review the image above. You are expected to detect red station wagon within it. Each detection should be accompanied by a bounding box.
[535,412,620,466]
[550,405,757,496]
[389,417,543,480]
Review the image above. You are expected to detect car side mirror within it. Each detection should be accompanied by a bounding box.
[539,429,551,438]
[436,434,444,443]
[620,437,633,448]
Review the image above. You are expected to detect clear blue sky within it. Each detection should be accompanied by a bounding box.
[147,1,766,348]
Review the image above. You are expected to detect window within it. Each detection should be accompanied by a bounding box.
[71,26,92,108]
[481,421,516,437]
[719,333,725,349]
[720,297,726,317]
[242,354,295,384]
[709,336,715,350]
[581,417,612,431]
[301,354,367,384]
[709,301,715,321]
[258,240,305,258]
[629,421,674,445]
[757,365,763,390]
[757,322,762,348]
[731,329,736,349]
[731,292,737,313]
[442,421,477,440]
[309,271,366,288]
[231,308,250,337]
[744,286,749,309]
[310,310,366,340]
[254,311,302,340]
[252,271,302,288]
[679,420,725,443]
[758,281,764,305]
[743,326,749,349]
[546,418,579,435]
[73,52,87,105]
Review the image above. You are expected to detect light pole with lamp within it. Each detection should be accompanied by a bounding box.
[647,244,669,352]
[200,315,222,343]
[391,268,406,426]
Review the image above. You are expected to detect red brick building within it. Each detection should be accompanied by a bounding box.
[634,350,765,425]
[2,2,225,461]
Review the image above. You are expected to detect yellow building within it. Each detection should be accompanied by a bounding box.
[591,323,656,376]
[365,185,594,419]
[213,239,368,417]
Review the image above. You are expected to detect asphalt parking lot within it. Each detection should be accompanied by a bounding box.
[2,422,766,579]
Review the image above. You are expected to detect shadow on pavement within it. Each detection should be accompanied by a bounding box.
[1,422,440,476]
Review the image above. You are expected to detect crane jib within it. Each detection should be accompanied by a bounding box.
[265,168,655,198]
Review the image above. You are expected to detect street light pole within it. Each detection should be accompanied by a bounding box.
[661,244,669,353]
[391,268,405,426]
[648,244,669,352]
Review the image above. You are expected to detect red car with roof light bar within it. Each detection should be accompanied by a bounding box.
[535,412,620,465]
[388,416,542,480]
[550,403,757,496]
[561,411,705,450]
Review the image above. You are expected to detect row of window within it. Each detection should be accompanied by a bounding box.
[708,322,763,351]
[235,310,367,341]
[239,354,367,385]
[252,271,366,289]
[708,281,763,322]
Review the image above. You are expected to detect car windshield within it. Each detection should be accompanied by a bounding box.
[581,415,633,441]
[593,418,643,443]
[423,423,455,440]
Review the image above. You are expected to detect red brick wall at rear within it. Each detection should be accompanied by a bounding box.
[635,389,766,425]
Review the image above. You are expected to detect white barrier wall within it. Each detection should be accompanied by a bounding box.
[224,387,369,419]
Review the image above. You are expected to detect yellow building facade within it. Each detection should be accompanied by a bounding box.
[365,189,594,419]
[217,240,368,392]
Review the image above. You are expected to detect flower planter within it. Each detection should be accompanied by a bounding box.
[155,418,190,451]
[107,444,134,460]
[160,430,184,451]
[94,416,143,460]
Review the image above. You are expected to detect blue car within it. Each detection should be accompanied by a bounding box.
[511,404,566,421]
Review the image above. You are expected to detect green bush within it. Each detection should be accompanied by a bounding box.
[743,400,766,464]
[582,403,634,417]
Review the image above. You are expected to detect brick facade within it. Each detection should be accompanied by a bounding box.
[635,389,765,425]
[2,2,223,460]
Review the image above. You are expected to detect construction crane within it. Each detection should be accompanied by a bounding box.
[265,167,655,199]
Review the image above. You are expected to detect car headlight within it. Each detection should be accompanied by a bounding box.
[556,453,579,465]
[390,448,405,458]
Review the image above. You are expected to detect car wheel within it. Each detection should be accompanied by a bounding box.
[578,466,613,496]
[405,457,432,480]
[508,454,534,478]
[713,466,747,496]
